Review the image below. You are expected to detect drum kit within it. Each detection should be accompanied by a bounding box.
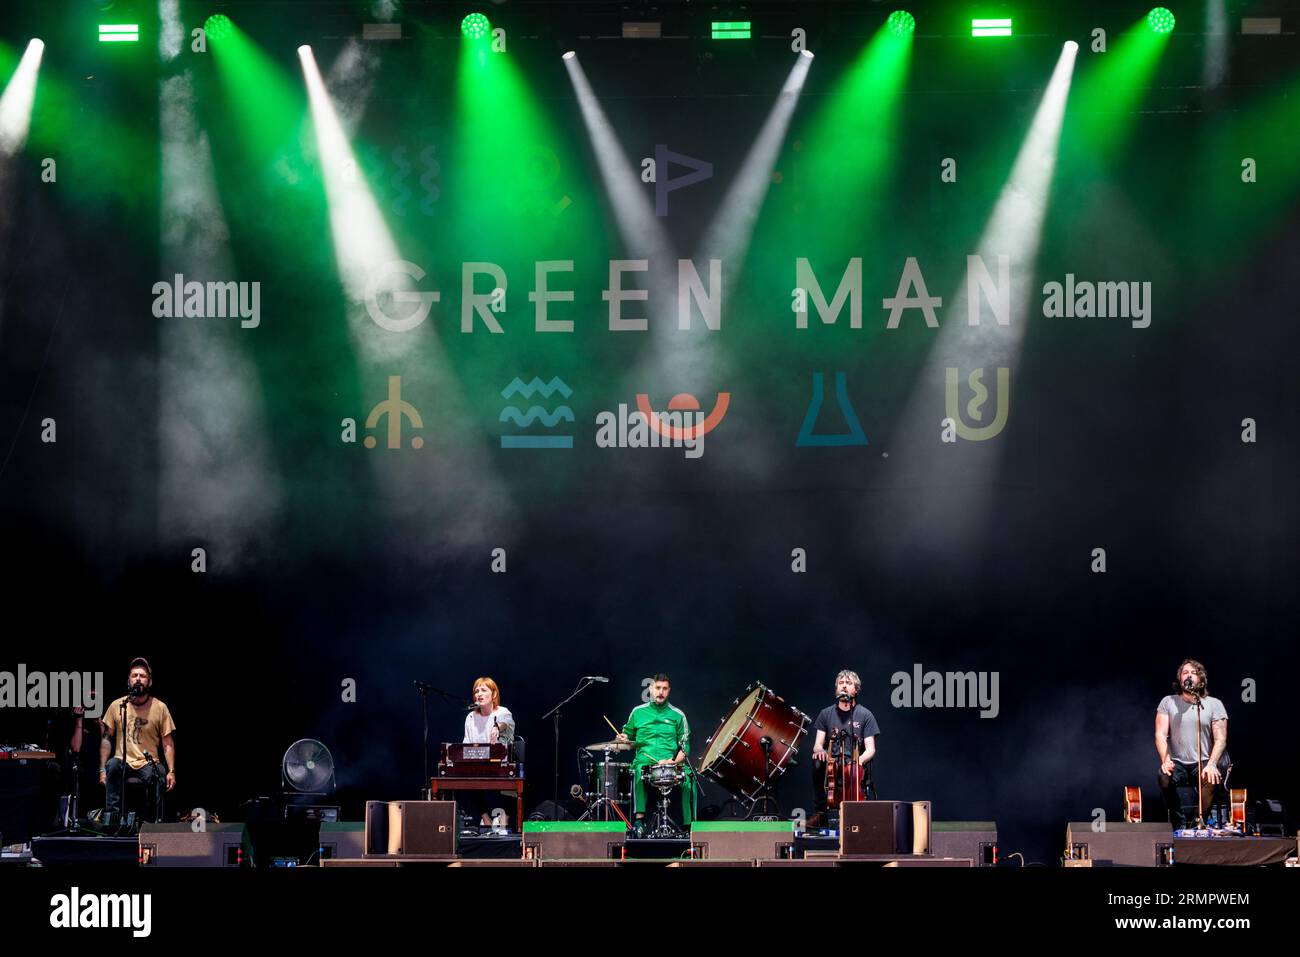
[576,683,810,835]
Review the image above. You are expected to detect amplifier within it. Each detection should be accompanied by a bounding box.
[365,800,456,857]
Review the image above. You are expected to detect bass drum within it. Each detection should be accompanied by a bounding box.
[698,683,809,803]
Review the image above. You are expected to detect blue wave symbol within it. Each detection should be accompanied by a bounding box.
[501,376,573,400]
[499,406,575,427]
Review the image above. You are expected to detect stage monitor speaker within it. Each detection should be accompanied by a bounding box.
[1065,821,1174,867]
[365,800,456,857]
[521,821,625,860]
[139,823,249,867]
[840,801,912,856]
[932,821,998,866]
[884,857,974,867]
[318,821,365,863]
[690,821,794,860]
[911,800,931,854]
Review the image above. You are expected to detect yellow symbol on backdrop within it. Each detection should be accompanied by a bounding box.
[364,376,424,449]
[944,368,1009,441]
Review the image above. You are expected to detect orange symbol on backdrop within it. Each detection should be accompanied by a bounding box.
[635,392,731,442]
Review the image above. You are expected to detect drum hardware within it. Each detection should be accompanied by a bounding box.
[583,739,647,752]
[643,764,687,839]
[578,746,632,824]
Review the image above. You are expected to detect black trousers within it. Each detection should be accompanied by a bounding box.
[1157,760,1222,828]
[104,758,165,821]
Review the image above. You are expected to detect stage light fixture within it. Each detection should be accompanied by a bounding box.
[622,22,661,39]
[711,21,752,40]
[1147,7,1176,34]
[887,11,915,37]
[204,14,232,41]
[1241,18,1282,35]
[98,24,140,43]
[972,18,1012,38]
[562,50,576,60]
[461,13,490,40]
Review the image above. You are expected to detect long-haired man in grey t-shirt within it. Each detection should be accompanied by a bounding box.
[1154,659,1228,829]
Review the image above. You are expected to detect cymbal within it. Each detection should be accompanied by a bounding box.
[584,739,646,752]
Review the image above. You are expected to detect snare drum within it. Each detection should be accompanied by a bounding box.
[643,763,685,791]
[698,683,809,802]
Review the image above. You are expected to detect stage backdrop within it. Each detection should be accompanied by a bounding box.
[1,2,1297,863]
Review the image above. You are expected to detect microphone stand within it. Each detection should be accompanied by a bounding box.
[412,681,462,800]
[117,695,130,834]
[1192,689,1205,830]
[541,678,599,821]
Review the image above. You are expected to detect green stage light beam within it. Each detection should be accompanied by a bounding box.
[1068,17,1173,165]
[0,39,44,157]
[208,21,305,164]
[455,33,593,263]
[784,19,913,262]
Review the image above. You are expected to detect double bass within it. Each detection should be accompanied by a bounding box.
[824,727,866,809]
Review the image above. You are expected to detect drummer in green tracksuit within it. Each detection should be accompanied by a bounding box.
[616,673,695,833]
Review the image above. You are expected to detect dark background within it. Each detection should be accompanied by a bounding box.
[1,1,1297,865]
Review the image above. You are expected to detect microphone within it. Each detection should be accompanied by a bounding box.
[1183,677,1194,690]
[583,676,610,683]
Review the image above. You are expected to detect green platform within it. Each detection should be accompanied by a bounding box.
[522,821,627,834]
[690,821,794,833]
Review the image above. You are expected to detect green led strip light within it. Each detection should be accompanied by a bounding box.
[99,24,140,42]
[972,18,1012,37]
[712,21,752,40]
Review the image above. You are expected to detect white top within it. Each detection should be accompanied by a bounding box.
[464,706,515,746]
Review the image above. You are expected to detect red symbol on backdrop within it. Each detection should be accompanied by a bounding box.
[634,392,731,442]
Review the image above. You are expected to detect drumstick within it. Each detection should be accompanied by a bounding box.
[603,715,622,737]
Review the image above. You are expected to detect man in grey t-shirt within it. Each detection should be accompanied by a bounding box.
[1154,659,1228,829]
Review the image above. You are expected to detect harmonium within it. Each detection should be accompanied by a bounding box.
[438,743,517,778]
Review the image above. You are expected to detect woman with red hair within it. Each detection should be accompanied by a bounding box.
[459,677,516,831]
